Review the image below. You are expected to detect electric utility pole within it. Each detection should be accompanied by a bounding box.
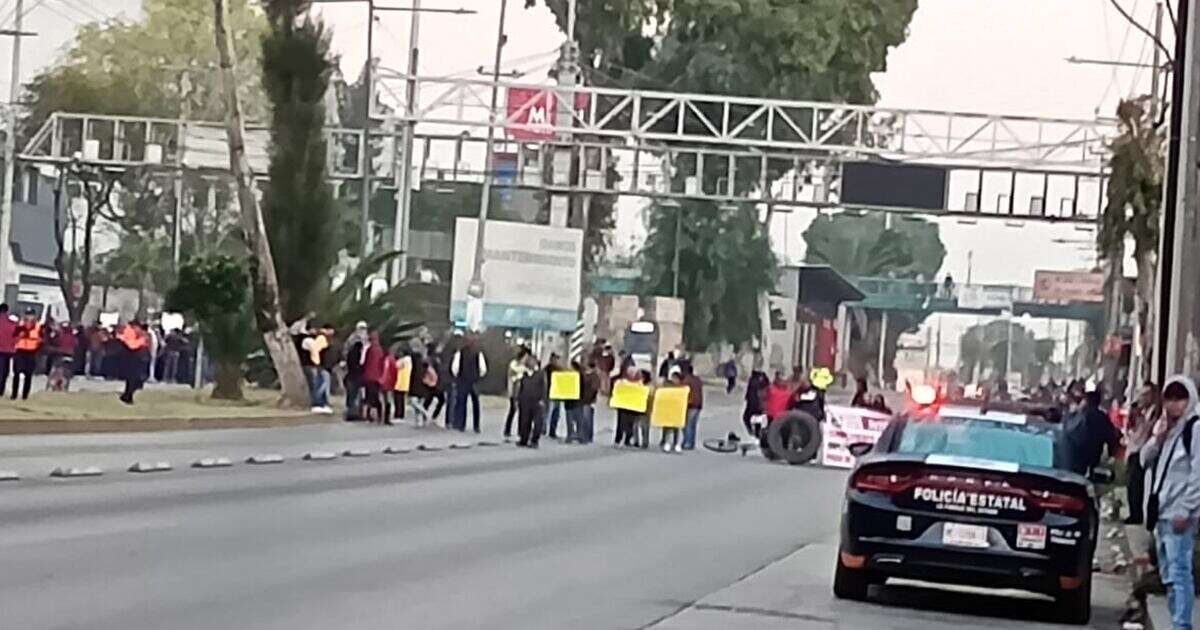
[466,0,509,331]
[0,0,35,306]
[1156,0,1199,380]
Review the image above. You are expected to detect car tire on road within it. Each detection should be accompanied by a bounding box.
[1056,571,1092,625]
[765,411,820,465]
[832,557,874,601]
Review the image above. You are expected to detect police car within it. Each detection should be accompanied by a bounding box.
[833,391,1104,625]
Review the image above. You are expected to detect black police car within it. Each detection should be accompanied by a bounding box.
[834,403,1102,625]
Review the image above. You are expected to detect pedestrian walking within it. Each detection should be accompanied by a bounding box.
[1141,376,1200,630]
[742,368,769,437]
[722,358,738,394]
[117,320,150,404]
[1063,385,1121,475]
[450,334,487,433]
[516,354,547,448]
[0,304,16,395]
[417,349,445,424]
[681,362,704,450]
[504,347,529,439]
[393,345,412,423]
[310,324,335,414]
[11,309,42,401]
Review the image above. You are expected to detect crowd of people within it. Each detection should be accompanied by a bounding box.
[0,304,160,404]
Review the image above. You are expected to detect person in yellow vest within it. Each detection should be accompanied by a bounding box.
[117,320,151,405]
[392,344,413,423]
[11,308,43,400]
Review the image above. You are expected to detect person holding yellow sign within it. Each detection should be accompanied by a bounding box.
[611,366,651,447]
[653,368,690,452]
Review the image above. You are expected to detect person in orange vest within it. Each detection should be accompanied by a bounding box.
[117,320,151,404]
[11,308,43,400]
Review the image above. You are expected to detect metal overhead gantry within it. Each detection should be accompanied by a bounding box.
[18,75,1118,224]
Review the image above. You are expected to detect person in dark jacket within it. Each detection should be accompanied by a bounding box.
[342,321,369,421]
[1063,387,1121,475]
[516,354,547,448]
[117,321,150,405]
[577,361,600,444]
[451,334,487,432]
[742,369,770,436]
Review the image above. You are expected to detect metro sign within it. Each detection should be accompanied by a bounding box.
[505,87,590,141]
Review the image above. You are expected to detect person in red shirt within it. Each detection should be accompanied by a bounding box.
[48,322,78,391]
[379,349,398,426]
[0,303,16,394]
[359,329,387,423]
[764,372,793,421]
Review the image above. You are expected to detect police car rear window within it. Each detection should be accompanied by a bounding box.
[896,416,1057,468]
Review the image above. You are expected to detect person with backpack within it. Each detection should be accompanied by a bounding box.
[1140,376,1200,630]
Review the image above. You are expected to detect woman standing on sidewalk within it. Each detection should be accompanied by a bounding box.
[1125,383,1160,525]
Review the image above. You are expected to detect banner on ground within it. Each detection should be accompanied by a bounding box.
[650,386,689,428]
[549,371,581,401]
[820,405,893,469]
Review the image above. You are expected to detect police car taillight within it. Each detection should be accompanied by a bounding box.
[1028,488,1087,514]
[852,470,913,493]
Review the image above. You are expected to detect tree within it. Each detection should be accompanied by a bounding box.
[20,0,269,143]
[166,255,255,399]
[803,212,947,381]
[639,200,776,349]
[1099,96,1162,385]
[804,213,946,279]
[259,0,339,322]
[959,320,1041,385]
[534,0,920,346]
[213,0,309,409]
[51,165,116,323]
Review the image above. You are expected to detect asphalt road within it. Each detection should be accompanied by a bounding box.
[0,391,1127,629]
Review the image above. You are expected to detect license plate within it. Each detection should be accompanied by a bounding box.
[943,522,989,548]
[1016,523,1047,550]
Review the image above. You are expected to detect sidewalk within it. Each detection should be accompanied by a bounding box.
[652,540,1127,629]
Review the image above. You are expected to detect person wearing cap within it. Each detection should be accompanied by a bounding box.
[11,308,43,400]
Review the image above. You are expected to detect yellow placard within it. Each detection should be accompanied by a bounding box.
[549,371,581,401]
[394,357,412,392]
[610,380,650,413]
[651,386,689,428]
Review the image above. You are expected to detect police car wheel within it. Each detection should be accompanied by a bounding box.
[832,559,872,601]
[1057,572,1092,625]
[766,412,820,465]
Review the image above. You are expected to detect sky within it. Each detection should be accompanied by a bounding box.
[0,0,1169,372]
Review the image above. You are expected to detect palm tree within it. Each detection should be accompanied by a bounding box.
[1099,96,1163,386]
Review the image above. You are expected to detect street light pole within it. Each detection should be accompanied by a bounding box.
[0,0,33,306]
[466,0,509,330]
[360,0,375,258]
[392,0,420,283]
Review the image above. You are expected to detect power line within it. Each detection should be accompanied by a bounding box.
[53,0,105,23]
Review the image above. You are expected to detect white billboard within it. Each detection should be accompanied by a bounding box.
[450,218,583,331]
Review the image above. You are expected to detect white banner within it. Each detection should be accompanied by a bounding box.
[820,405,892,468]
[450,218,583,331]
